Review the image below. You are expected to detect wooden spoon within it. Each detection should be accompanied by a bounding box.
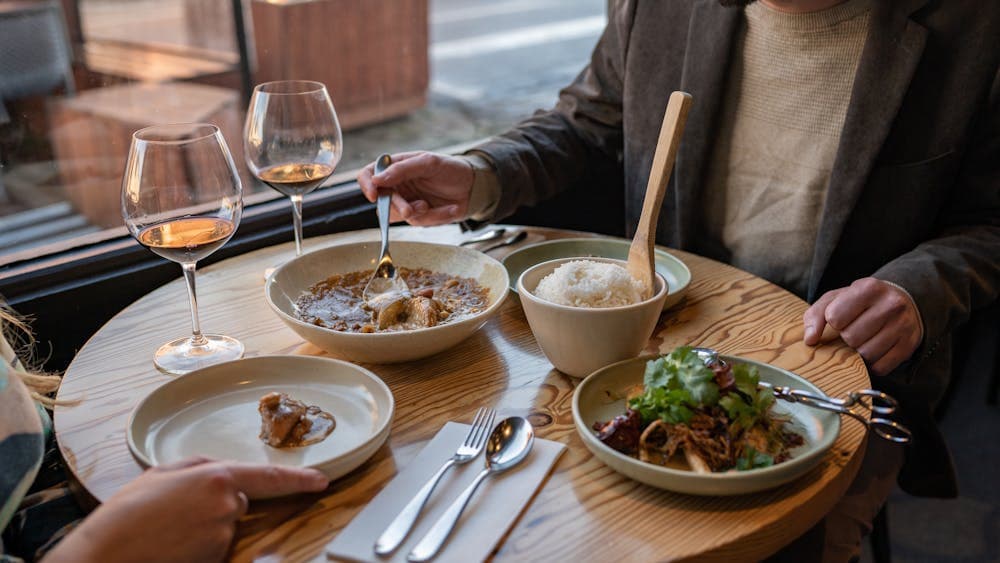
[627,91,693,299]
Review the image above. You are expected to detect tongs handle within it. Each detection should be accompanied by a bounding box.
[691,350,913,444]
[866,418,913,444]
[763,383,913,444]
[847,389,897,415]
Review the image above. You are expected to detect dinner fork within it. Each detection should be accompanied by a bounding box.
[374,407,496,555]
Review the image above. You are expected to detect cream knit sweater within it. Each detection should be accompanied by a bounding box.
[702,0,872,296]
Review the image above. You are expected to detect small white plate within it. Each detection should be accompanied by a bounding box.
[128,355,394,480]
[573,354,840,496]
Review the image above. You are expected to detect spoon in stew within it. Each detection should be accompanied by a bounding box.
[362,154,411,307]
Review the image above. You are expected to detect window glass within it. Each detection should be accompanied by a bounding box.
[0,0,605,263]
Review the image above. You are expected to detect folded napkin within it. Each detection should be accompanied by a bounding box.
[326,422,565,562]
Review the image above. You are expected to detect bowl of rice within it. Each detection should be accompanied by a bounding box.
[517,257,668,377]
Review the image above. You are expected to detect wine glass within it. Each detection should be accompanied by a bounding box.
[122,123,245,375]
[243,80,343,264]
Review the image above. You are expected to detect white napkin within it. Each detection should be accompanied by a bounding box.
[326,422,565,563]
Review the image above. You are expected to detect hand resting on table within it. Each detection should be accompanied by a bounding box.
[803,277,923,376]
[44,457,328,563]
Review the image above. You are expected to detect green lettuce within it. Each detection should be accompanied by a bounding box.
[735,447,774,471]
[718,363,774,430]
[629,346,720,424]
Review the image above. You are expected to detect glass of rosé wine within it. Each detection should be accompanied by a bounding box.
[121,123,244,375]
[243,80,343,271]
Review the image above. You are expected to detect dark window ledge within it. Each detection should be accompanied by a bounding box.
[0,181,377,370]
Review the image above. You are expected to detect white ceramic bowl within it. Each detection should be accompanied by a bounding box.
[517,257,668,377]
[127,355,394,480]
[265,241,509,363]
[573,354,840,495]
[503,237,692,310]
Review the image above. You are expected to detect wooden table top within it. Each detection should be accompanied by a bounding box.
[55,225,869,562]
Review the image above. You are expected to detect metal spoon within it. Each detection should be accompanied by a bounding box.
[459,228,506,246]
[407,417,535,562]
[480,230,526,252]
[362,154,411,305]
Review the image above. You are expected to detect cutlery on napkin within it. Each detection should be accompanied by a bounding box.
[326,422,565,563]
[375,408,496,555]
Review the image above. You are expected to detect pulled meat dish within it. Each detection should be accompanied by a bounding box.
[258,392,336,448]
[294,268,489,333]
[594,347,804,473]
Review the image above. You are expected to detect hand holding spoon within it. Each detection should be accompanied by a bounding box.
[626,91,693,299]
[362,154,412,306]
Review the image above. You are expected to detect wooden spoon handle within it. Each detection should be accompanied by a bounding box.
[628,91,693,298]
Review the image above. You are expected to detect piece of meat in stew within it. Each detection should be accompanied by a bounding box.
[258,392,336,448]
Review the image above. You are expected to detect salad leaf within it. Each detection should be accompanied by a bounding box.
[735,447,774,471]
[629,386,694,424]
[629,347,720,424]
[719,362,775,430]
[643,347,720,406]
[731,362,761,396]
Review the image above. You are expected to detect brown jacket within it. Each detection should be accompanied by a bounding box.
[474,0,1000,496]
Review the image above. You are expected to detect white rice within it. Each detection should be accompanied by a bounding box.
[534,260,644,308]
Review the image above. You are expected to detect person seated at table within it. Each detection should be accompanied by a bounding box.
[0,306,329,562]
[357,0,999,560]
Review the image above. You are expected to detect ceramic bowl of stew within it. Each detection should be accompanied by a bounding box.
[265,240,509,363]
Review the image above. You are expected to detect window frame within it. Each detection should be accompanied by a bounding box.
[0,176,376,370]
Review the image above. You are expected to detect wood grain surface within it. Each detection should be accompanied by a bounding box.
[54,225,869,562]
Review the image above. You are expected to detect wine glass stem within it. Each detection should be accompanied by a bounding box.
[182,262,208,347]
[290,194,304,256]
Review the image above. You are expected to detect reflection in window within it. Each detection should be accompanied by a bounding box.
[0,0,604,262]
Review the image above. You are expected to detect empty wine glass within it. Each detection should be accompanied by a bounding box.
[122,123,244,375]
[243,80,343,267]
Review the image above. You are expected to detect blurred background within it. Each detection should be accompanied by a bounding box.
[0,0,605,260]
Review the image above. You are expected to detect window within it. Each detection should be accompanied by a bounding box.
[0,0,605,367]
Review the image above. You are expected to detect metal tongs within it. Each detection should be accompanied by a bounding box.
[692,348,912,444]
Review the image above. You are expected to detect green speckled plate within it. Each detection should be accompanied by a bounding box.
[502,238,692,310]
[573,354,840,496]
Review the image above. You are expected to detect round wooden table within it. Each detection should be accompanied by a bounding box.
[55,225,869,562]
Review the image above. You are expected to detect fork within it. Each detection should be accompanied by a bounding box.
[374,407,497,555]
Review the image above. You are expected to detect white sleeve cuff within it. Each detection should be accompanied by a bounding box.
[459,152,501,221]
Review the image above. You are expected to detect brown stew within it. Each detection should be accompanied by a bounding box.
[295,267,489,333]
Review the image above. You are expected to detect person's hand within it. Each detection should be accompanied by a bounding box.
[357,151,475,226]
[44,457,328,563]
[803,277,922,376]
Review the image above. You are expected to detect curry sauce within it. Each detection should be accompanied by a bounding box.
[294,267,489,333]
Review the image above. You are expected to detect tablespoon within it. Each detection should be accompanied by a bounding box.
[459,228,506,246]
[407,416,534,562]
[480,230,526,252]
[362,154,411,305]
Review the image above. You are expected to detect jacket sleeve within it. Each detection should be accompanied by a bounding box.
[469,0,636,221]
[873,66,1000,359]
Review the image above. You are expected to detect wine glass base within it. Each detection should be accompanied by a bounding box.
[154,335,245,375]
